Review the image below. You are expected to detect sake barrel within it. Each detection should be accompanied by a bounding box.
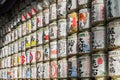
[49,21,57,40]
[106,0,120,19]
[30,47,36,63]
[50,3,57,21]
[68,56,77,77]
[43,62,50,79]
[107,20,120,48]
[36,46,43,62]
[31,16,37,31]
[67,12,78,34]
[79,8,90,30]
[26,19,32,34]
[58,58,67,78]
[78,0,89,6]
[58,19,67,38]
[25,35,31,49]
[58,39,67,57]
[31,32,37,47]
[50,60,58,78]
[92,52,106,77]
[43,8,50,25]
[78,55,90,77]
[78,31,90,53]
[50,40,57,59]
[43,26,49,43]
[43,0,49,9]
[57,0,67,18]
[26,65,31,79]
[37,62,43,79]
[91,26,105,50]
[37,12,43,28]
[43,44,50,61]
[36,28,43,45]
[31,65,37,79]
[67,0,77,12]
[109,49,120,76]
[91,0,104,23]
[67,33,77,55]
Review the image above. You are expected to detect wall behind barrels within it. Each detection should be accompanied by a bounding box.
[0,0,120,80]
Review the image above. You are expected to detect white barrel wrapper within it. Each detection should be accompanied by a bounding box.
[92,52,106,77]
[78,55,90,77]
[58,39,67,57]
[79,8,90,29]
[67,33,77,55]
[78,31,90,53]
[49,22,57,40]
[50,40,57,59]
[58,19,67,38]
[109,50,120,76]
[92,26,105,49]
[107,20,120,47]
